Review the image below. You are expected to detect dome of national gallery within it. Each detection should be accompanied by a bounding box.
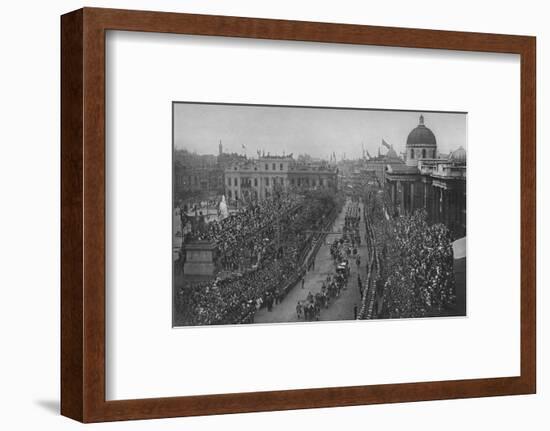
[406,115,437,148]
[449,146,467,164]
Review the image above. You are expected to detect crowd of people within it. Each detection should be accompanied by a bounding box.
[380,210,456,318]
[174,252,303,326]
[295,201,359,322]
[175,186,457,325]
[174,190,339,326]
[182,193,302,271]
[359,190,457,319]
[330,201,362,262]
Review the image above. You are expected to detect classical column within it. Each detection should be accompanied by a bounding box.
[447,190,451,227]
[443,189,449,227]
[410,182,415,213]
[424,183,430,210]
[453,190,459,232]
[437,187,444,222]
[400,181,406,215]
[396,181,400,211]
[433,187,437,222]
[432,187,437,222]
[441,189,446,226]
[449,190,454,227]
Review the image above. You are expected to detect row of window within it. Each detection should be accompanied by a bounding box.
[227,176,287,187]
[410,148,436,159]
[175,175,222,187]
[226,189,276,200]
[226,176,331,188]
[233,163,285,171]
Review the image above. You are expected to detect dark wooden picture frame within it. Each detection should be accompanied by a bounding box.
[61,7,536,423]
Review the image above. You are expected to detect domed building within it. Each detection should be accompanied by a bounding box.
[384,114,467,239]
[406,115,438,166]
[449,146,466,164]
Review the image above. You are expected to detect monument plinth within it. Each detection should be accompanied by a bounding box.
[183,241,217,276]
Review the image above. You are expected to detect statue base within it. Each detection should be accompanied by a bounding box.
[183,241,217,276]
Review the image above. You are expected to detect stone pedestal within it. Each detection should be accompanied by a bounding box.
[183,241,217,276]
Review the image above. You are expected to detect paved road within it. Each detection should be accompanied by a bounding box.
[254,200,369,324]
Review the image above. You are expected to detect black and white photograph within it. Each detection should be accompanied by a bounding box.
[173,103,467,327]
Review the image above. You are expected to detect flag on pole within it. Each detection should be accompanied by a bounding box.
[366,150,372,159]
[381,139,391,149]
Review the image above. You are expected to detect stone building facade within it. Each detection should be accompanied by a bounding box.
[225,155,338,202]
[173,147,246,202]
[385,115,466,239]
[173,160,224,200]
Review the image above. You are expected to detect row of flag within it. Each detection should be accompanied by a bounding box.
[224,139,395,161]
[328,138,393,162]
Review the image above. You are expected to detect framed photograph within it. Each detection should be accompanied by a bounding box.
[61,7,536,422]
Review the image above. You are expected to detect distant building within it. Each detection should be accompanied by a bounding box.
[173,150,224,200]
[217,150,247,170]
[385,115,466,239]
[364,145,403,185]
[174,146,252,202]
[225,154,338,202]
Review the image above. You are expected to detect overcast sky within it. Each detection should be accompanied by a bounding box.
[174,103,467,159]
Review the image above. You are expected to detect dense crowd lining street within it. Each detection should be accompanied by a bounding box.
[254,199,366,324]
[173,190,342,326]
[173,183,462,326]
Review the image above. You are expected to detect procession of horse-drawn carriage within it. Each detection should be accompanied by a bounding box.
[295,201,363,321]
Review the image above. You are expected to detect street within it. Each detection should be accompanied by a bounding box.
[254,199,368,324]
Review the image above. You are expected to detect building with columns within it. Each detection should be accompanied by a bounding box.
[225,154,338,203]
[385,115,466,239]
